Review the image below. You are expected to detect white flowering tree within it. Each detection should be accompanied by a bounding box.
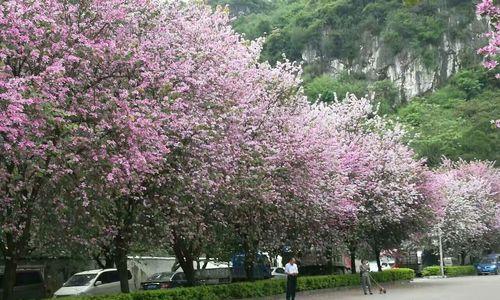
[427,160,500,264]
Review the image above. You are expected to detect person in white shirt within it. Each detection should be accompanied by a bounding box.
[285,257,299,300]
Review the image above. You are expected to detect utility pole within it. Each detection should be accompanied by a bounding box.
[438,228,445,277]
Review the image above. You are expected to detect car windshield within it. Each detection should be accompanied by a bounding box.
[480,258,496,264]
[146,272,172,281]
[63,274,98,287]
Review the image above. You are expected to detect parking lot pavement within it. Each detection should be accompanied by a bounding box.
[249,275,500,300]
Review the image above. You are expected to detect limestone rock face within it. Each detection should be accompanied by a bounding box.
[302,18,487,101]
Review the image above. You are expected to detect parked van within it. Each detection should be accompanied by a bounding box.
[0,270,46,300]
[53,269,135,297]
[231,253,271,280]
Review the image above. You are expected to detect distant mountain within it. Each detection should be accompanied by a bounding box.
[212,0,487,100]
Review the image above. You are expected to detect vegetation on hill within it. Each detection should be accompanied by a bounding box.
[210,0,475,68]
[396,68,499,167]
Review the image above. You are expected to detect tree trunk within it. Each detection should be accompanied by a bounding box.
[93,255,106,269]
[2,256,18,300]
[114,235,130,293]
[171,260,181,272]
[171,233,196,286]
[177,256,196,286]
[242,240,255,281]
[244,253,255,281]
[325,246,334,274]
[374,249,382,272]
[202,255,210,269]
[105,256,115,269]
[2,204,34,300]
[102,245,115,269]
[349,247,357,274]
[461,251,467,266]
[93,253,114,269]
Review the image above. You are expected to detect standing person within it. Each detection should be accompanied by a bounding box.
[360,260,373,295]
[285,257,299,300]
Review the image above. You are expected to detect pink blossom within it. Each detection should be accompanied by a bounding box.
[476,0,500,16]
[477,0,500,77]
[483,60,498,69]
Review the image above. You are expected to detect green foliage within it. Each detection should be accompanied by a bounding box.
[403,0,421,6]
[451,69,486,100]
[382,9,444,53]
[369,80,400,114]
[304,73,368,103]
[422,266,476,277]
[396,68,500,167]
[63,269,414,300]
[304,74,338,103]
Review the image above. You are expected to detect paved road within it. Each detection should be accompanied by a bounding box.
[253,275,500,300]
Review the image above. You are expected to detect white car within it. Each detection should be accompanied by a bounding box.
[271,267,287,279]
[54,269,135,297]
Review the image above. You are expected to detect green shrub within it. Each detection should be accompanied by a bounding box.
[421,266,441,276]
[369,80,400,114]
[63,269,413,300]
[445,266,476,277]
[304,73,369,103]
[422,265,476,277]
[452,69,485,100]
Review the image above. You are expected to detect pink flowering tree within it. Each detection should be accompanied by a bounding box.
[143,4,274,284]
[311,96,433,272]
[144,3,343,281]
[218,90,347,279]
[476,0,500,78]
[427,159,500,264]
[357,128,431,271]
[61,1,174,292]
[0,0,172,296]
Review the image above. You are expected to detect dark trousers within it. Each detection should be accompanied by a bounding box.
[361,274,372,294]
[286,275,297,300]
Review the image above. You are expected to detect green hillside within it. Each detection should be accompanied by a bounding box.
[397,68,499,166]
[211,0,475,66]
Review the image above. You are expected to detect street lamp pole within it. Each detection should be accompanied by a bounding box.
[438,228,445,277]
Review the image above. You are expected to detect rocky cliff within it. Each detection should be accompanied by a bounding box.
[302,19,487,101]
